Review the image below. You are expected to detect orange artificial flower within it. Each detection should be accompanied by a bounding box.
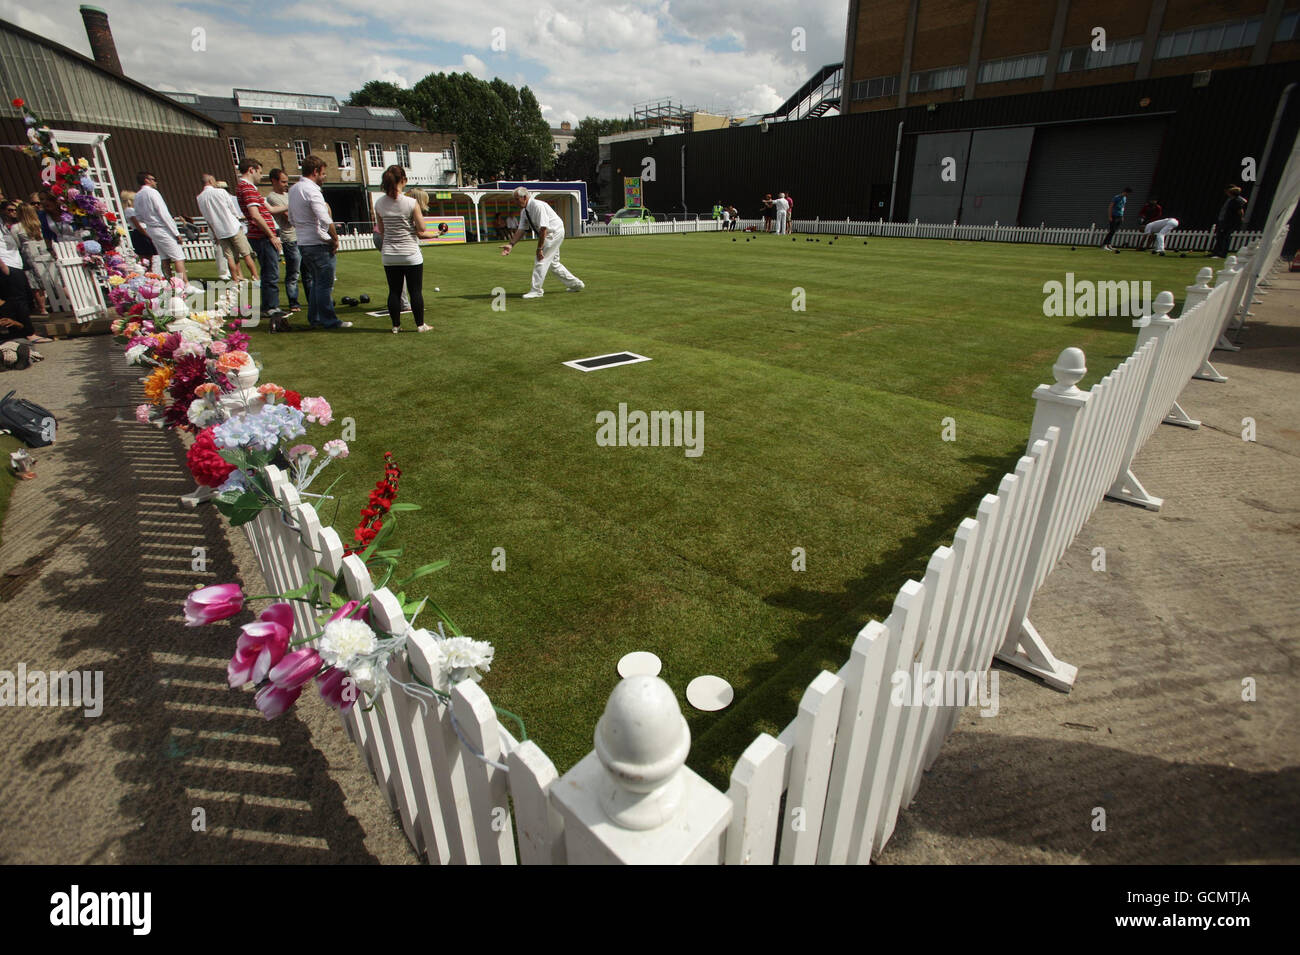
[144,366,173,405]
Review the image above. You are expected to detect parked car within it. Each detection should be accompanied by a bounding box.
[605,206,655,231]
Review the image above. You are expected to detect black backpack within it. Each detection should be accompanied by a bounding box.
[0,390,57,447]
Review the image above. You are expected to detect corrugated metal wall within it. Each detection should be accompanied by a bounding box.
[612,60,1300,228]
[0,118,232,219]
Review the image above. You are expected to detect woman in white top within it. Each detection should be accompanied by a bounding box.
[373,165,430,333]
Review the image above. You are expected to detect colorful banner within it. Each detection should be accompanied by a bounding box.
[624,177,642,209]
[420,216,466,245]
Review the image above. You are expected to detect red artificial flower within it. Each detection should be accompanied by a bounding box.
[104,212,116,222]
[345,453,401,556]
[283,390,302,409]
[12,98,23,108]
[187,426,236,488]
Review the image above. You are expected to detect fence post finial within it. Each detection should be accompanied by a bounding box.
[1049,347,1086,396]
[551,675,732,863]
[1192,267,1214,290]
[593,675,690,829]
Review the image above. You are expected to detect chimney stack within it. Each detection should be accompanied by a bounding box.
[80,5,123,76]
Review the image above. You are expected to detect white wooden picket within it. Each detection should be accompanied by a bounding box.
[225,242,1269,863]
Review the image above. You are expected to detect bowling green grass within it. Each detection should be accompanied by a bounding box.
[188,233,1206,787]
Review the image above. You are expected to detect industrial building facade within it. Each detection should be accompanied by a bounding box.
[841,0,1300,113]
[614,59,1299,230]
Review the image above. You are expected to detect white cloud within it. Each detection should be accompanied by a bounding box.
[4,0,848,120]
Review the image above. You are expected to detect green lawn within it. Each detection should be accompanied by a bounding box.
[194,234,1204,785]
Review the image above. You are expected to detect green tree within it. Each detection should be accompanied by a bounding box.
[554,116,637,199]
[348,73,557,184]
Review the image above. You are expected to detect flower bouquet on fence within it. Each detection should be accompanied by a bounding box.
[182,456,497,721]
[10,98,120,248]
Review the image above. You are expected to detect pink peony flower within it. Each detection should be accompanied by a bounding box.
[135,403,154,424]
[300,397,332,426]
[216,350,249,373]
[287,444,317,460]
[207,340,228,355]
[183,582,244,626]
[323,439,349,459]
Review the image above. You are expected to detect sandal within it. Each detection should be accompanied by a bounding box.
[27,335,53,344]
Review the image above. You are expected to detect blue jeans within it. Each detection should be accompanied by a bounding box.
[281,239,301,307]
[299,244,341,328]
[250,236,280,314]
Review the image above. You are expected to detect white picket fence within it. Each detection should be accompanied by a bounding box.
[49,214,1268,325]
[215,241,1270,863]
[736,218,1264,251]
[580,219,724,236]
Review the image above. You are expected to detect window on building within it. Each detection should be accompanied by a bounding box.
[250,114,276,125]
[228,137,245,168]
[334,141,353,169]
[977,52,1047,85]
[368,143,384,167]
[293,140,309,165]
[1278,11,1299,42]
[1155,17,1263,60]
[851,74,899,101]
[908,65,967,94]
[396,144,410,168]
[1059,36,1143,72]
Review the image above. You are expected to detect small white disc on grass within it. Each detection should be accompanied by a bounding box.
[686,675,733,711]
[617,651,661,678]
[434,287,440,291]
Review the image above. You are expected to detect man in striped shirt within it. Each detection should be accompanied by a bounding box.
[236,159,287,321]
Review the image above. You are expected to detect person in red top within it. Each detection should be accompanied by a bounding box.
[785,192,794,233]
[1137,197,1163,251]
[237,158,287,322]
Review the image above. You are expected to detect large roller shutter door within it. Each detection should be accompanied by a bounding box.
[909,131,969,223]
[962,127,1035,226]
[1019,117,1168,228]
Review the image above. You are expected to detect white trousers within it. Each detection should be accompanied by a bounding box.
[776,210,788,233]
[530,229,581,294]
[1144,217,1179,252]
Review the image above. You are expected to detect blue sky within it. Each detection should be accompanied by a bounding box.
[1,0,849,123]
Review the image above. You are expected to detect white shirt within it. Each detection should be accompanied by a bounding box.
[374,193,422,266]
[774,198,789,214]
[131,184,179,237]
[196,186,240,239]
[288,177,333,246]
[0,226,22,270]
[520,196,562,236]
[222,190,245,231]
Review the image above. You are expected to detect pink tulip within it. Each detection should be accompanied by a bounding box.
[268,648,322,690]
[316,666,359,712]
[328,600,370,625]
[184,583,244,626]
[254,682,303,719]
[227,603,293,687]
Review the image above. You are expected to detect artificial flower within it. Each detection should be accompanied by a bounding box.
[183,583,244,627]
[228,603,293,687]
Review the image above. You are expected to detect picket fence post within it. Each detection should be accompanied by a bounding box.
[550,676,731,864]
[1183,267,1231,382]
[1106,292,1178,510]
[1211,256,1244,353]
[994,351,1087,689]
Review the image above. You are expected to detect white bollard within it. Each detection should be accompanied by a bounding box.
[551,675,731,864]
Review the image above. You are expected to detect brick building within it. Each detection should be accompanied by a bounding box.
[842,0,1300,112]
[171,90,458,226]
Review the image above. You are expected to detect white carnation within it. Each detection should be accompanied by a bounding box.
[318,618,377,669]
[125,344,149,365]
